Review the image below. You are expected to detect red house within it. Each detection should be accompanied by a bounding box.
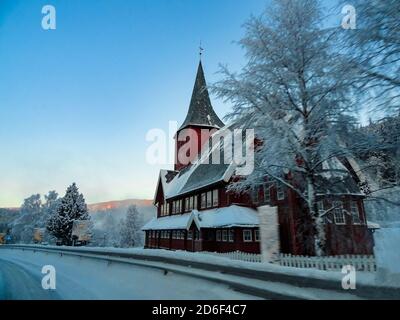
[142,61,375,256]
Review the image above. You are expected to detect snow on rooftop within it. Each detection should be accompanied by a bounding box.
[321,157,349,179]
[157,124,253,201]
[142,212,195,231]
[142,205,259,231]
[367,221,381,229]
[196,205,259,228]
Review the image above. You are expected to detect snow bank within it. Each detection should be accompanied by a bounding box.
[374,228,400,285]
[8,244,379,286]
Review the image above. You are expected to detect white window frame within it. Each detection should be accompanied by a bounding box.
[222,230,228,242]
[216,230,221,242]
[189,197,193,210]
[201,193,206,209]
[277,184,285,200]
[160,204,164,216]
[194,195,198,210]
[255,230,260,242]
[185,198,190,212]
[351,201,361,224]
[206,191,212,208]
[187,230,193,240]
[229,230,234,242]
[243,230,253,242]
[333,201,346,225]
[263,184,271,204]
[253,186,259,203]
[212,189,219,207]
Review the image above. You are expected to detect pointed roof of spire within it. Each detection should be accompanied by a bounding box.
[179,61,224,131]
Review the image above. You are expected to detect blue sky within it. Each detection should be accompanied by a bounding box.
[0,0,342,207]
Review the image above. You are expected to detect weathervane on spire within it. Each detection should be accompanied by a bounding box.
[199,41,204,60]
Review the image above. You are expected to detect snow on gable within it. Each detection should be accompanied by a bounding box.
[314,158,364,196]
[159,124,242,201]
[321,157,349,179]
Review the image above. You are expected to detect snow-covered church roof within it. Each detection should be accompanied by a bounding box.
[142,205,259,231]
[154,123,249,202]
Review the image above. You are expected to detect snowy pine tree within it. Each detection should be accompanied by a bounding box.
[119,205,143,248]
[47,183,90,245]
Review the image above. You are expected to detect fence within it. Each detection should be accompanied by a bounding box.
[205,250,262,263]
[205,251,376,272]
[278,254,376,272]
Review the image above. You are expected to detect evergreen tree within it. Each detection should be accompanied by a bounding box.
[47,183,90,245]
[119,205,142,248]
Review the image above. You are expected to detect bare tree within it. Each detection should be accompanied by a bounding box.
[213,0,377,256]
[341,0,400,114]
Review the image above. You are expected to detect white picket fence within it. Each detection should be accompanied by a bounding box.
[205,250,262,263]
[205,251,376,272]
[278,254,376,272]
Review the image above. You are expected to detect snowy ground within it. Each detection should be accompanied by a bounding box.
[0,249,259,300]
[29,245,380,286]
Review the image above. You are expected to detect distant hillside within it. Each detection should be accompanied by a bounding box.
[88,199,153,213]
[88,199,156,235]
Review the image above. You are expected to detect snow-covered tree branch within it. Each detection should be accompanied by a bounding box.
[212,0,387,256]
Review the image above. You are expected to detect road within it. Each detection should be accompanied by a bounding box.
[0,259,60,300]
[0,248,258,300]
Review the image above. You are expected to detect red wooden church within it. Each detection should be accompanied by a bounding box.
[142,60,375,256]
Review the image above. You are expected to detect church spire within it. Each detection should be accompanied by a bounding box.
[178,61,224,131]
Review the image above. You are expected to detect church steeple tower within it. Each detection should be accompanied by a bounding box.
[175,61,224,171]
[179,61,224,131]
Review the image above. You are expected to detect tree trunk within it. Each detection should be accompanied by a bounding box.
[306,175,326,256]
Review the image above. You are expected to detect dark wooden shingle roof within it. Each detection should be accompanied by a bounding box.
[179,61,224,131]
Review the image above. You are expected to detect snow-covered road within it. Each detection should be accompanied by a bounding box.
[0,249,258,300]
[0,258,61,300]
